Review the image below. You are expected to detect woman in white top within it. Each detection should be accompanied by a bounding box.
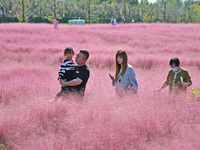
[109,50,138,96]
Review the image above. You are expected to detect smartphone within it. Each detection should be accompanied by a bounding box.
[107,72,113,79]
[107,72,112,76]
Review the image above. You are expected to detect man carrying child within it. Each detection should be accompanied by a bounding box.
[60,49,90,100]
[51,47,90,102]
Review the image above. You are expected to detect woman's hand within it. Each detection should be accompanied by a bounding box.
[128,84,133,90]
[108,72,115,81]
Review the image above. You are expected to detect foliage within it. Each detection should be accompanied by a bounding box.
[188,87,200,101]
[17,14,29,23]
[28,15,50,23]
[45,13,61,23]
[190,4,200,23]
[17,0,29,23]
[0,0,200,23]
[143,12,151,22]
[0,16,18,23]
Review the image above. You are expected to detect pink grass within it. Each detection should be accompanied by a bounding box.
[0,23,200,149]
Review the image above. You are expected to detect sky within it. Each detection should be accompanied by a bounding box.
[138,0,157,3]
[148,0,157,3]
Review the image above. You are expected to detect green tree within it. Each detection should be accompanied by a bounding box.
[123,0,127,22]
[0,1,5,22]
[27,0,47,17]
[143,12,150,22]
[156,0,168,22]
[190,3,200,23]
[45,0,62,22]
[88,0,91,24]
[0,0,15,22]
[139,0,150,22]
[18,0,29,22]
[165,0,182,23]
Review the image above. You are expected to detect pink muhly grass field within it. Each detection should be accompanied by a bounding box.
[0,23,200,150]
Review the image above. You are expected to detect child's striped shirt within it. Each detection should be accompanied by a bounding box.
[58,59,76,80]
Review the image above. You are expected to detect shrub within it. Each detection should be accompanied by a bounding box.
[188,87,200,101]
[0,16,19,23]
[29,16,51,23]
[17,14,29,23]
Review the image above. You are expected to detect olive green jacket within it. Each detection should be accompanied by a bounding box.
[165,68,192,93]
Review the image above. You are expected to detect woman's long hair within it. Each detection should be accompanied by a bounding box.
[115,50,128,80]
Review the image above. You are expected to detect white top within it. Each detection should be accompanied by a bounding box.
[111,19,117,25]
[112,64,138,95]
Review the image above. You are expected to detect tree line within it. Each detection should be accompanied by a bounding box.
[0,0,200,23]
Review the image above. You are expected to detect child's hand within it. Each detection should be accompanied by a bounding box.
[60,79,65,87]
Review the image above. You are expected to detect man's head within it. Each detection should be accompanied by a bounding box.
[64,46,74,60]
[75,49,89,66]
